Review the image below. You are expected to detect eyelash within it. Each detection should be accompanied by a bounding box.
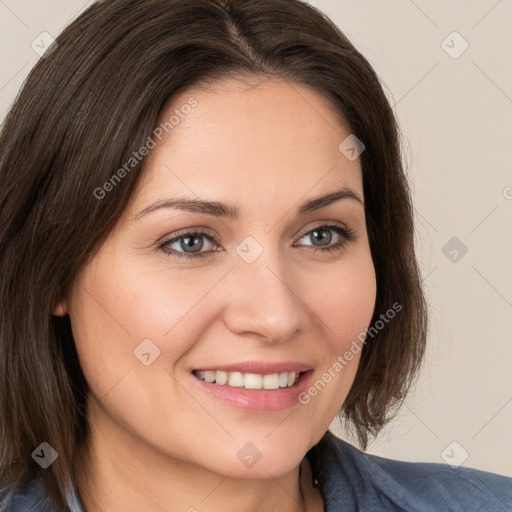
[158,223,356,260]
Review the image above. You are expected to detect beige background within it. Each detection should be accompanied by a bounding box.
[1,0,511,477]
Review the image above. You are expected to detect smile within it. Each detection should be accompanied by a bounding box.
[193,370,302,390]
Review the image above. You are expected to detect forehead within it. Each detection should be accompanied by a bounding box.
[127,76,363,214]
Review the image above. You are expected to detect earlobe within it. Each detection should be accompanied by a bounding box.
[52,299,69,317]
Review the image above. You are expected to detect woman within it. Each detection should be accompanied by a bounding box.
[0,0,510,511]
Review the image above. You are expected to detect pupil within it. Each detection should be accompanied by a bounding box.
[181,236,203,253]
[312,229,331,246]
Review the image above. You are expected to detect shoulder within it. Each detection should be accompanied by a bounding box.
[0,476,87,512]
[307,430,512,512]
[1,475,86,512]
[1,478,57,512]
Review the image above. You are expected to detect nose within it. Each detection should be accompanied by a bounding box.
[221,247,312,344]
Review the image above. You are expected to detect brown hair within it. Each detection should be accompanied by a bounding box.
[0,0,427,509]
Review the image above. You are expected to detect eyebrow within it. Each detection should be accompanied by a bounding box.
[131,187,364,221]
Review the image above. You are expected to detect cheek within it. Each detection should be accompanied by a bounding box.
[68,259,225,389]
[294,251,376,424]
[307,252,377,349]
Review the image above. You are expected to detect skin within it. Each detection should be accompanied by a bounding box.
[54,76,377,512]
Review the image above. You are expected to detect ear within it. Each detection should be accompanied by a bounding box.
[52,298,69,317]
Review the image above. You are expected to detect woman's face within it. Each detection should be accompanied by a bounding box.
[59,77,376,479]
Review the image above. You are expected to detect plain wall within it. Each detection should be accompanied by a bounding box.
[0,0,511,477]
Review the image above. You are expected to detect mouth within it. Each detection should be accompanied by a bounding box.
[189,361,314,411]
[192,369,304,390]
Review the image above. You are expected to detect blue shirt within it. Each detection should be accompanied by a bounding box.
[4,429,512,511]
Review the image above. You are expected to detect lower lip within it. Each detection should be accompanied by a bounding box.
[190,371,314,412]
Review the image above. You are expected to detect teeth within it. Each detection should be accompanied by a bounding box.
[194,370,301,390]
[244,373,262,389]
[262,373,280,389]
[228,371,244,387]
[215,371,228,385]
[204,371,215,383]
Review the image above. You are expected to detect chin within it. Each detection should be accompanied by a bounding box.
[205,435,310,479]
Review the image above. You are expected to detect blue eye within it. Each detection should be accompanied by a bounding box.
[159,230,218,259]
[158,223,355,259]
[295,224,356,253]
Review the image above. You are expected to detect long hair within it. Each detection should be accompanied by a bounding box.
[0,0,428,509]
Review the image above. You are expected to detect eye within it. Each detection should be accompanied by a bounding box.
[158,229,219,259]
[295,223,356,254]
[158,223,356,259]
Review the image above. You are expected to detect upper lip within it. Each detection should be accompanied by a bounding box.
[192,361,314,374]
